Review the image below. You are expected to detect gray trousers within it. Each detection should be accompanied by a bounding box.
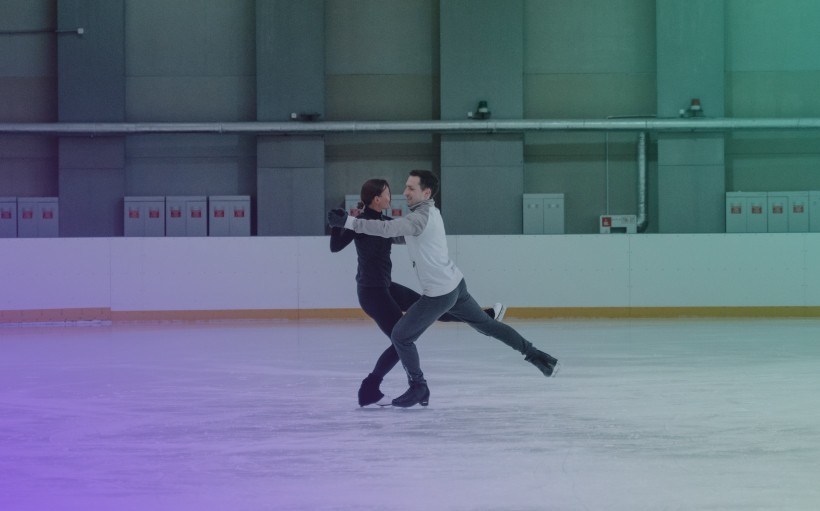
[390,279,535,384]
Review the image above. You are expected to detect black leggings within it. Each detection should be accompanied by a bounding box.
[358,283,465,379]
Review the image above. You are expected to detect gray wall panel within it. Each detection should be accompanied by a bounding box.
[257,0,324,121]
[656,0,725,233]
[440,1,524,234]
[59,137,126,169]
[258,137,326,168]
[257,166,325,236]
[441,164,524,234]
[326,0,436,75]
[658,163,725,233]
[126,134,256,196]
[256,1,325,235]
[126,76,256,122]
[440,0,523,120]
[59,165,126,237]
[57,0,125,122]
[441,135,524,167]
[126,0,255,77]
[656,0,724,118]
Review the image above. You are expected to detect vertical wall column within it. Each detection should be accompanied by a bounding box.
[256,0,325,236]
[656,0,726,233]
[57,0,126,237]
[439,0,524,234]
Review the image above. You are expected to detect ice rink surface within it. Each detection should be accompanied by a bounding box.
[1,318,820,511]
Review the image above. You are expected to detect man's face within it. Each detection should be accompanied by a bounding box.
[404,176,429,206]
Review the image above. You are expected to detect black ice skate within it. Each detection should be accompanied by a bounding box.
[358,373,391,407]
[525,349,560,378]
[483,302,506,321]
[391,381,430,408]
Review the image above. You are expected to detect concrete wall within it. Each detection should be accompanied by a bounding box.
[0,1,57,198]
[4,1,820,235]
[726,0,820,193]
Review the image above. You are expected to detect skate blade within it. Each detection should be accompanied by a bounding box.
[550,361,561,378]
[374,395,392,407]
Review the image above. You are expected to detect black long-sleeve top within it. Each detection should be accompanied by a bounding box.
[330,207,394,287]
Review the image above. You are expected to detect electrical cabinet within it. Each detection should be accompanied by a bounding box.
[166,196,207,237]
[209,196,250,236]
[124,196,165,237]
[523,193,565,234]
[0,197,16,238]
[17,197,58,238]
[810,192,820,232]
[784,192,809,232]
[727,191,810,233]
[766,193,789,233]
[725,192,767,233]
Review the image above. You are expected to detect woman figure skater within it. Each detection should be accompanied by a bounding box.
[330,178,505,406]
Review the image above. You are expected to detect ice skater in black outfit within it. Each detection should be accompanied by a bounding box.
[330,178,505,406]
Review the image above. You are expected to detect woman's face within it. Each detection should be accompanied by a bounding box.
[370,185,391,212]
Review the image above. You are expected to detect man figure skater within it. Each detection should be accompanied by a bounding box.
[328,170,559,408]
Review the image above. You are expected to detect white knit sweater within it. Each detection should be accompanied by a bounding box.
[344,198,463,297]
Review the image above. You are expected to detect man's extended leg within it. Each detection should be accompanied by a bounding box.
[446,280,559,377]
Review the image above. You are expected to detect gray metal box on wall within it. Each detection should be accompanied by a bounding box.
[523,194,565,234]
[767,193,789,233]
[124,196,165,237]
[166,196,207,237]
[725,192,767,233]
[209,196,250,237]
[810,192,820,232]
[17,197,59,238]
[0,197,16,238]
[784,192,809,232]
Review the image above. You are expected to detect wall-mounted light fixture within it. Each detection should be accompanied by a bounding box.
[290,112,321,122]
[468,100,491,120]
[679,98,703,118]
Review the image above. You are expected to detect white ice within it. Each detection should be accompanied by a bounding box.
[1,318,820,511]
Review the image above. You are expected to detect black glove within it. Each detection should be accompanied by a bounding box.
[327,208,348,228]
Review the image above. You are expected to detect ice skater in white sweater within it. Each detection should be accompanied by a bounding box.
[328,170,559,408]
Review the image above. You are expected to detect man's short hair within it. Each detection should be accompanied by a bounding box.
[409,170,439,197]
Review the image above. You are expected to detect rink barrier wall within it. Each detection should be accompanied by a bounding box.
[5,307,820,325]
[3,234,820,323]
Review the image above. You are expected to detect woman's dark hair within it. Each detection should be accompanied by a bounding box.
[359,178,390,209]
